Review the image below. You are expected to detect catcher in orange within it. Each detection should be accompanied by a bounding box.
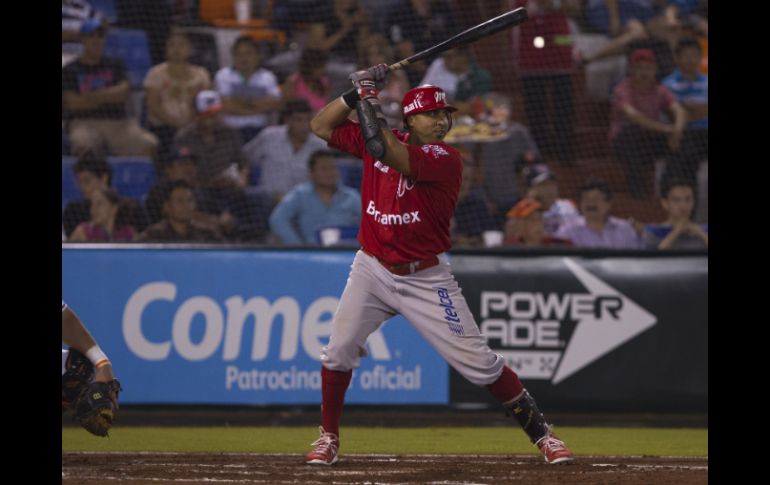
[62,301,121,437]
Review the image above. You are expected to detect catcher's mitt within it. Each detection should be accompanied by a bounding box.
[74,379,122,437]
[62,348,94,412]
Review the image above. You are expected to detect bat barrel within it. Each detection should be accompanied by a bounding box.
[388,7,528,72]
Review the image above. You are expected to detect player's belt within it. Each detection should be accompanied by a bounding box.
[362,248,440,276]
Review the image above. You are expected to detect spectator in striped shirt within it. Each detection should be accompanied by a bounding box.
[661,38,707,188]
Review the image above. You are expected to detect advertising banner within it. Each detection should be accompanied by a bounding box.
[448,255,708,413]
[62,248,448,405]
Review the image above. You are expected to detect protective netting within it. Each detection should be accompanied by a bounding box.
[62,0,708,249]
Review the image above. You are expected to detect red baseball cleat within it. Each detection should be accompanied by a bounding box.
[305,426,340,465]
[536,427,574,464]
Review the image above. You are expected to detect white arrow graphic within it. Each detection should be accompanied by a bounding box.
[552,258,658,384]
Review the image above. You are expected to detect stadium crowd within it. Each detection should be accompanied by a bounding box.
[62,0,707,249]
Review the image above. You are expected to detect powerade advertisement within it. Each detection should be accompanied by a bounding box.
[62,248,449,405]
[448,254,708,413]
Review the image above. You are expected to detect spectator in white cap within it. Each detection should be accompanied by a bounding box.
[174,90,249,191]
[173,90,271,242]
[524,164,579,236]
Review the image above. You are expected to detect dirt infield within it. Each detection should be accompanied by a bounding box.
[62,452,707,484]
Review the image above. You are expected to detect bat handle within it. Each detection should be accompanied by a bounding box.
[387,60,410,72]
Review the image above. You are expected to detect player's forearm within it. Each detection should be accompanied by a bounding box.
[62,308,100,354]
[311,97,352,141]
[379,129,411,176]
[94,362,116,382]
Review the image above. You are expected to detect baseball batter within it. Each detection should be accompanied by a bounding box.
[304,65,573,466]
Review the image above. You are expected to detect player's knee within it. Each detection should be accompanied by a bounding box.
[458,354,506,387]
[322,340,365,371]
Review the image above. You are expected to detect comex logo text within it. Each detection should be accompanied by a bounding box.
[122,282,393,362]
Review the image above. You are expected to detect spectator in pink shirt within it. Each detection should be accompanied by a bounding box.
[283,48,332,113]
[69,187,137,242]
[609,48,687,197]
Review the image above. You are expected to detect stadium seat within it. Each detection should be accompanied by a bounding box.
[89,0,118,23]
[248,164,262,187]
[108,157,156,199]
[103,28,153,89]
[199,0,274,24]
[62,157,81,210]
[199,0,238,22]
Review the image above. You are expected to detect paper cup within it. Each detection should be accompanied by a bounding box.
[482,230,503,247]
[234,0,251,23]
[319,228,341,247]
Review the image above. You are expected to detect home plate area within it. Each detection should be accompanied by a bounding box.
[63,452,707,484]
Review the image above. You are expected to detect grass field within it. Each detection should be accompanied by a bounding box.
[62,426,708,457]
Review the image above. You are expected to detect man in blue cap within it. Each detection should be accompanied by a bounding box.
[62,18,158,159]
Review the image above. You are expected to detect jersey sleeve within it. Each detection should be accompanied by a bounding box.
[406,143,462,184]
[328,120,365,159]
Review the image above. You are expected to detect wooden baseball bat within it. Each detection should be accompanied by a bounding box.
[388,7,529,72]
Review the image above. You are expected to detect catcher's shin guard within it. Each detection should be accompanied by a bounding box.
[62,348,94,412]
[503,389,551,444]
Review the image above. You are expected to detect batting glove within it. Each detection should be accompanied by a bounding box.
[350,70,380,101]
[367,63,389,82]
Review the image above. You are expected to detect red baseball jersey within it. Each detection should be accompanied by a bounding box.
[329,120,462,265]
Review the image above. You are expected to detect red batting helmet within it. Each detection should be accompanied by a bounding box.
[402,85,457,117]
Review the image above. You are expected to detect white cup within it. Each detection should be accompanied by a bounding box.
[319,228,341,247]
[482,230,504,248]
[234,0,251,23]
